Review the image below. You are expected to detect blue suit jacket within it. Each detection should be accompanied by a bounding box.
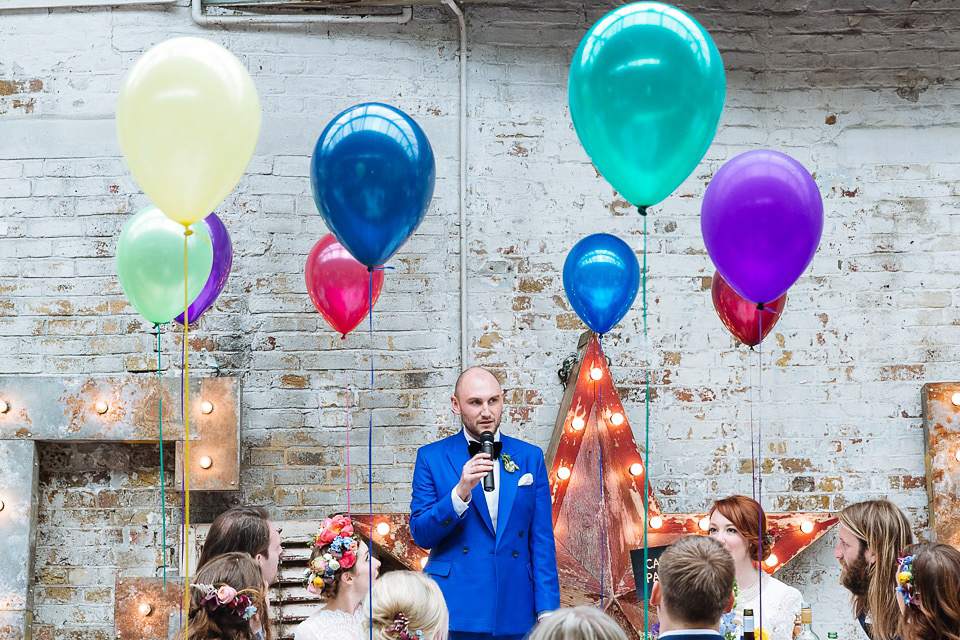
[410,431,560,636]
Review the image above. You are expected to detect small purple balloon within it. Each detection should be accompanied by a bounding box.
[701,150,823,305]
[174,213,232,324]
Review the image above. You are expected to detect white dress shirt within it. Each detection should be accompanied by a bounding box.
[451,430,501,532]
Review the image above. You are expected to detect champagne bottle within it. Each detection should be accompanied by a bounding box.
[796,603,821,640]
[743,609,756,640]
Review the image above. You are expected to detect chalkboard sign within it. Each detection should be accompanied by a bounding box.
[630,545,670,601]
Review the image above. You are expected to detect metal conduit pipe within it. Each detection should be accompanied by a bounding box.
[192,0,412,26]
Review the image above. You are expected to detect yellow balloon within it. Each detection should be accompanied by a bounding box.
[117,37,261,226]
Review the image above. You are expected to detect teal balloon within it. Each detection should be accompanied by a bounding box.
[569,2,726,208]
[116,206,214,324]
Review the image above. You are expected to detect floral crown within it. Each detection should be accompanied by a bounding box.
[386,612,423,640]
[897,553,919,608]
[191,583,258,621]
[306,515,359,594]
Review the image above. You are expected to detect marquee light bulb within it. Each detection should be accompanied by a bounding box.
[0,400,8,413]
[650,515,663,530]
[590,367,603,381]
[571,416,585,431]
[139,602,154,616]
[800,520,815,534]
[610,412,624,426]
[557,467,571,480]
[698,517,710,531]
[95,401,109,414]
[201,401,214,414]
[765,554,779,567]
[952,392,960,406]
[629,463,643,476]
[0,500,5,512]
[199,456,213,470]
[376,522,391,536]
[956,448,960,462]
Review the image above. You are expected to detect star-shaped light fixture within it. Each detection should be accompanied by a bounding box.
[545,332,838,635]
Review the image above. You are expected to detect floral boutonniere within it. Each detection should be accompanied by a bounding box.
[501,453,519,473]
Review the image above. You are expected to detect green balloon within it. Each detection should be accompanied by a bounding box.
[569,2,726,209]
[116,206,214,324]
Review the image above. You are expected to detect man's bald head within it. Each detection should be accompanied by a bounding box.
[452,367,504,438]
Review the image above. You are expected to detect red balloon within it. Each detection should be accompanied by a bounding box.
[306,234,385,338]
[711,271,786,347]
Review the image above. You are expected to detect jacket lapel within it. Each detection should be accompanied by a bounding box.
[445,431,495,537]
[495,439,519,546]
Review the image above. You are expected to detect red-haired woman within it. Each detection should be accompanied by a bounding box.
[709,495,803,640]
[896,542,960,640]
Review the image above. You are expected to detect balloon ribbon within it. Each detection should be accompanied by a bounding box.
[182,230,192,637]
[155,325,168,595]
[642,212,651,638]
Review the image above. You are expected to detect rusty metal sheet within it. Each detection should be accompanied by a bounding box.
[174,377,241,492]
[115,577,184,640]
[921,383,960,546]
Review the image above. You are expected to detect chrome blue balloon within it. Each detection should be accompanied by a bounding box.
[563,233,640,335]
[311,103,436,267]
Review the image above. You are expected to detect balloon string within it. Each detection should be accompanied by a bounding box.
[757,312,764,632]
[596,334,605,609]
[156,324,168,596]
[182,230,192,637]
[367,268,375,640]
[642,214,651,638]
[345,374,351,518]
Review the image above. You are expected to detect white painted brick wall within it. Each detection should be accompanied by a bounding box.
[1,0,956,637]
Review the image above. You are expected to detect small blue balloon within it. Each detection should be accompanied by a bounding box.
[563,234,640,335]
[311,103,436,267]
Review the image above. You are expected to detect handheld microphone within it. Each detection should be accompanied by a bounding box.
[480,432,496,493]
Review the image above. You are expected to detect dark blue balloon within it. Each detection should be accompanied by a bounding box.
[563,233,640,335]
[311,103,436,267]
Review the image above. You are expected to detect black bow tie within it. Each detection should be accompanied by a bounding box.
[468,440,502,458]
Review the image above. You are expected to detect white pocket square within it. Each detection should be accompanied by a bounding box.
[518,473,534,487]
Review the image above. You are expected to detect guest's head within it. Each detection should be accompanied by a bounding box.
[307,515,380,601]
[365,570,449,640]
[180,552,272,640]
[451,367,503,439]
[197,506,283,585]
[835,500,913,640]
[896,543,960,640]
[708,495,772,566]
[528,606,628,640]
[651,535,735,631]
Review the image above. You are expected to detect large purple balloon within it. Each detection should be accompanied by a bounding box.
[174,213,232,324]
[701,150,823,304]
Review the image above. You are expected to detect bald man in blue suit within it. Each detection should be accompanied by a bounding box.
[410,367,559,640]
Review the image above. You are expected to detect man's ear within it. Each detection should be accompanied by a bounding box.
[650,581,661,607]
[451,395,462,416]
[725,591,735,614]
[864,547,877,565]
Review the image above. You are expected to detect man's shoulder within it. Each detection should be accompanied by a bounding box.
[501,434,544,457]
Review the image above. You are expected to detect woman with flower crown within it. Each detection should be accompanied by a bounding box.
[177,551,273,640]
[708,495,803,640]
[895,542,960,640]
[295,515,382,640]
[364,570,449,640]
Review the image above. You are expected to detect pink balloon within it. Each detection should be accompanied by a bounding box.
[306,234,385,338]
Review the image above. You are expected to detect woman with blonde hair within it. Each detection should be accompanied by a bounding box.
[365,571,449,640]
[896,542,960,640]
[177,551,272,640]
[528,606,628,640]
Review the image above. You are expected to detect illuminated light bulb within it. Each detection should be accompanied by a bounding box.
[199,456,213,470]
[571,416,585,431]
[610,412,624,426]
[698,517,710,531]
[557,467,571,480]
[376,522,391,536]
[765,554,779,567]
[139,602,154,616]
[800,520,815,534]
[956,449,960,463]
[590,367,603,381]
[0,500,5,512]
[0,400,8,413]
[95,401,109,414]
[420,557,428,569]
[952,392,960,406]
[629,463,644,476]
[201,401,214,414]
[650,515,663,530]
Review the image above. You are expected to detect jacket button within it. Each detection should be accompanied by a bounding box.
[463,546,469,554]
[442,518,452,527]
[518,531,524,537]
[512,550,519,558]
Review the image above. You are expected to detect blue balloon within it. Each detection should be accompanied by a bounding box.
[563,234,640,335]
[311,103,436,267]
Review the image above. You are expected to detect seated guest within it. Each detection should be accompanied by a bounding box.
[178,551,273,640]
[197,506,284,586]
[708,495,802,640]
[295,515,381,640]
[528,606,628,640]
[365,570,450,640]
[895,543,960,640]
[651,535,734,639]
[835,500,914,640]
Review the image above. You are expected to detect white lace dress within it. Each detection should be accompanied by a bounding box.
[294,606,365,640]
[739,573,803,640]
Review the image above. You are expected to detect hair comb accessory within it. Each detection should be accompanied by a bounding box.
[191,583,258,620]
[896,553,919,608]
[386,612,424,640]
